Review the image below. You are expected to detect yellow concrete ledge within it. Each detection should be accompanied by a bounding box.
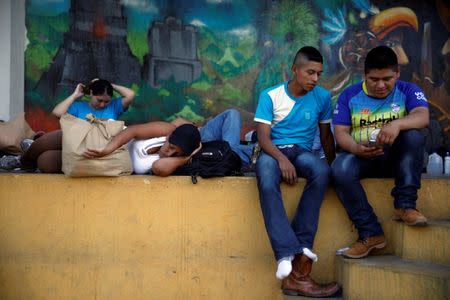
[336,255,450,300]
[393,220,450,265]
[0,174,449,300]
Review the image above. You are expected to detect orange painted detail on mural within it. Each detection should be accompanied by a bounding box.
[369,7,419,41]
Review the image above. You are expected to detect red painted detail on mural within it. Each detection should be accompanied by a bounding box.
[93,17,107,39]
[25,106,60,133]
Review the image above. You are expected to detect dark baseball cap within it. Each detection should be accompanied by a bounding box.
[168,124,201,155]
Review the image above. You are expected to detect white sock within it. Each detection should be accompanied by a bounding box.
[276,255,294,279]
[302,247,318,262]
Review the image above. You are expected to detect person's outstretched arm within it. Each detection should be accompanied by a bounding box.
[170,117,195,127]
[83,122,175,158]
[52,84,84,118]
[112,83,135,109]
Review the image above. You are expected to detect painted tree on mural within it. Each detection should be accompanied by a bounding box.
[24,0,449,150]
[254,0,319,106]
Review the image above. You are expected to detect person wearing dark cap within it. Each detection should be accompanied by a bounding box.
[84,109,253,176]
[83,122,201,176]
[167,124,201,156]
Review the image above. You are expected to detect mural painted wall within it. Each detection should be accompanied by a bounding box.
[25,0,449,152]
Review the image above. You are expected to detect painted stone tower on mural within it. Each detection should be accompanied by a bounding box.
[144,17,202,88]
[36,0,140,95]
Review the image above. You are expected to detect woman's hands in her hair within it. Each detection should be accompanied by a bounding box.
[73,83,86,98]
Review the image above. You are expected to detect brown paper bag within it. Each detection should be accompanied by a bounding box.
[0,112,35,155]
[60,113,132,177]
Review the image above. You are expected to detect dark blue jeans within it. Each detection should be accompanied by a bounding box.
[199,109,253,166]
[331,129,425,239]
[255,145,331,260]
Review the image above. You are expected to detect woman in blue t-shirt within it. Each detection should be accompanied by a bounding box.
[0,79,134,172]
[52,79,134,120]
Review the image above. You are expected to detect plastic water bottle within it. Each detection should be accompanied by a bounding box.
[427,152,443,175]
[444,152,450,176]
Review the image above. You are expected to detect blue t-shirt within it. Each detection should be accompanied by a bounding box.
[254,81,333,151]
[333,80,428,143]
[67,97,125,120]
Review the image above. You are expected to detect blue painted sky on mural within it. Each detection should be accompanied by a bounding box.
[28,0,260,32]
[126,0,261,32]
[27,0,70,15]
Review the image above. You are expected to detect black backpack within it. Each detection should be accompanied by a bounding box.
[175,140,242,183]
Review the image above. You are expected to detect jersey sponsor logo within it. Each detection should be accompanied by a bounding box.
[305,112,311,120]
[333,104,339,115]
[359,115,398,127]
[415,92,427,102]
[391,103,400,113]
[360,108,370,114]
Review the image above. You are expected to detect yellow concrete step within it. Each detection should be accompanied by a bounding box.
[0,174,448,299]
[284,295,342,300]
[335,255,450,300]
[393,219,450,265]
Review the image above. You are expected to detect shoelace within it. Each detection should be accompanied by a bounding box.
[357,238,369,245]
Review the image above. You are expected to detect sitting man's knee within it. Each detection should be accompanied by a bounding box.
[398,129,425,146]
[331,155,357,182]
[314,161,331,178]
[256,154,278,175]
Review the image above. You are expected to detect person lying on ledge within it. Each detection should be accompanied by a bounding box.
[84,109,255,176]
[84,122,201,176]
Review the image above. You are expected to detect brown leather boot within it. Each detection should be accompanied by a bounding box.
[393,208,427,226]
[282,254,340,297]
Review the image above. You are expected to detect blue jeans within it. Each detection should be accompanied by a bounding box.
[255,145,331,260]
[331,129,425,239]
[312,126,325,159]
[199,109,253,166]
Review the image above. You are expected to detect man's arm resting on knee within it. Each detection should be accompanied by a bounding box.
[256,122,297,184]
[376,107,429,146]
[319,122,336,164]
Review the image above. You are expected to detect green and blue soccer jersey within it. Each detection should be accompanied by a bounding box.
[254,81,332,151]
[333,80,428,143]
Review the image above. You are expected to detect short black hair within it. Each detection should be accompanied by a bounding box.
[89,79,113,97]
[364,46,398,74]
[292,46,323,66]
